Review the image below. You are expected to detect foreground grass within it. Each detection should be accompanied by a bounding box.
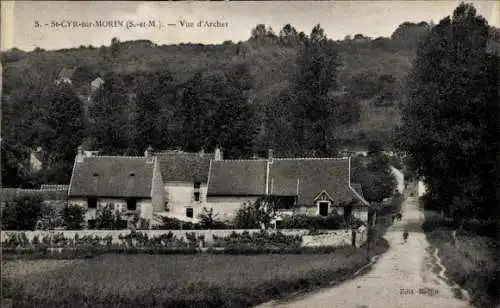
[423,212,500,308]
[2,239,388,308]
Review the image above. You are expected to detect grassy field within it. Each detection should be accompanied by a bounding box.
[423,212,500,308]
[2,239,389,308]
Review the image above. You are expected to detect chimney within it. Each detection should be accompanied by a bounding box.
[214,147,222,161]
[268,149,274,162]
[76,145,85,163]
[145,145,153,161]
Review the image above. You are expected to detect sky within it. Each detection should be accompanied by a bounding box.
[1,1,498,51]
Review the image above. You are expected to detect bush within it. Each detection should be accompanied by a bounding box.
[62,204,86,230]
[96,204,126,230]
[153,216,201,230]
[198,207,232,230]
[2,195,44,230]
[279,214,346,230]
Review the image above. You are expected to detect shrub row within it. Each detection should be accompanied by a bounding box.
[277,214,364,230]
[4,230,350,257]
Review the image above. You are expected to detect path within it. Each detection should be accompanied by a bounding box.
[257,196,472,308]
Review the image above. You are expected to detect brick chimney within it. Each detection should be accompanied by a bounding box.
[76,145,85,163]
[145,145,153,162]
[268,149,274,162]
[214,146,223,161]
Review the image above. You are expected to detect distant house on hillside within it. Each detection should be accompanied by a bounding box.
[90,77,105,93]
[55,67,78,85]
[67,146,164,229]
[206,149,373,223]
[29,147,43,173]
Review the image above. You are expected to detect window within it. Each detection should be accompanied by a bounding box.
[194,182,201,189]
[127,199,137,211]
[88,198,97,208]
[88,219,96,229]
[319,202,329,217]
[186,207,193,218]
[194,192,200,202]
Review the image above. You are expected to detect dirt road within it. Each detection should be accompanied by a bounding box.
[257,196,472,308]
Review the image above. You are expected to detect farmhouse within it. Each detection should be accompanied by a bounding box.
[152,150,212,223]
[67,146,164,228]
[206,149,372,223]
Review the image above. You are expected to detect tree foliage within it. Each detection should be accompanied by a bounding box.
[352,153,397,203]
[399,3,499,223]
[2,195,44,230]
[62,204,87,230]
[291,24,342,156]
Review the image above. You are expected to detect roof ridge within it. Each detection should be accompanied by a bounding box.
[92,155,147,159]
[274,157,349,161]
[213,159,268,162]
[19,188,68,192]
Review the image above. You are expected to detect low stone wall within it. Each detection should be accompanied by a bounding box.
[1,229,312,245]
[1,228,368,248]
[301,227,367,248]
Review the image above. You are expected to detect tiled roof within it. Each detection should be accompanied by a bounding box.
[207,160,268,196]
[269,158,355,205]
[0,188,20,203]
[68,156,154,198]
[155,152,212,183]
[40,184,69,190]
[206,157,369,207]
[18,189,68,201]
[0,188,68,202]
[57,67,77,80]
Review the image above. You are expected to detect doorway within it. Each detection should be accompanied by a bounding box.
[319,202,329,216]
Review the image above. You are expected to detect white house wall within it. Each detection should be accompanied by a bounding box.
[151,160,165,213]
[164,182,208,217]
[68,197,153,222]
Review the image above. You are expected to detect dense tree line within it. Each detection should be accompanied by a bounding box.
[398,3,499,226]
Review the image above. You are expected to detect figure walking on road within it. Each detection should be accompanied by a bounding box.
[403,229,409,243]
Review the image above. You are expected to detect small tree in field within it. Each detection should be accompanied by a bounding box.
[62,204,86,230]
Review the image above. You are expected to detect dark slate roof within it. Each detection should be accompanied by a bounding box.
[0,188,20,203]
[269,158,355,205]
[19,189,68,201]
[155,152,212,183]
[68,156,154,198]
[40,184,69,190]
[207,160,268,196]
[0,188,68,203]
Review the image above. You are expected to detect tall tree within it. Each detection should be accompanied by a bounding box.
[134,71,175,151]
[39,83,85,183]
[179,63,258,158]
[88,75,136,155]
[291,24,341,156]
[399,3,499,224]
